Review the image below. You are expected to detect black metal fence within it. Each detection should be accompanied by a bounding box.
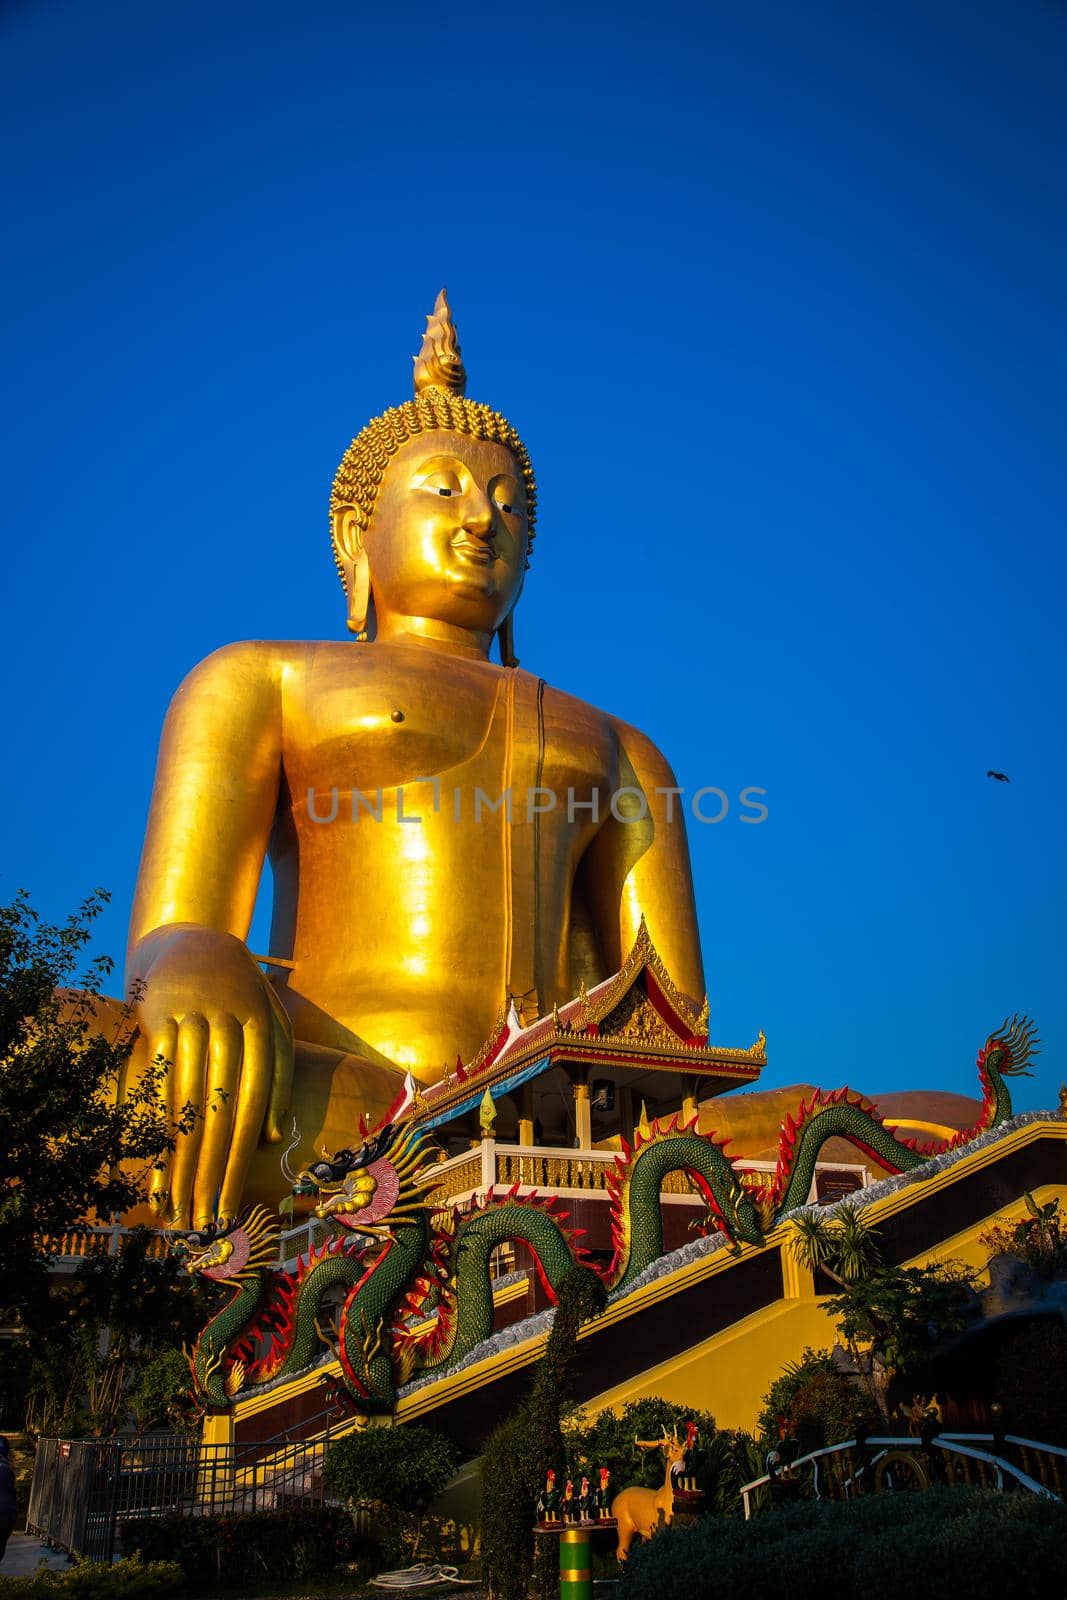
[26,1433,337,1562]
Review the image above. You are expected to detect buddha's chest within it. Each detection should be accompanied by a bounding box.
[284,647,616,801]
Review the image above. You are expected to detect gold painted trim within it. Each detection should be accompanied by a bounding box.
[416,1041,761,1126]
[857,1119,1066,1221]
[884,1117,961,1141]
[898,1180,1067,1273]
[232,1356,340,1422]
[576,1170,1067,1427]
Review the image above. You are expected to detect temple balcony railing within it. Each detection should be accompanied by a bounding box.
[38,1147,873,1272]
[421,1138,873,1210]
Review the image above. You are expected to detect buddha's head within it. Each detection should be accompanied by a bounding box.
[330,291,537,662]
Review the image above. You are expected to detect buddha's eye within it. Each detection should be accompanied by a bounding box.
[421,468,464,497]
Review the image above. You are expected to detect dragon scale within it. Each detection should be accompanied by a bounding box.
[190,1274,271,1408]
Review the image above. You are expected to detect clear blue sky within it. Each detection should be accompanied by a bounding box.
[2,0,1064,1113]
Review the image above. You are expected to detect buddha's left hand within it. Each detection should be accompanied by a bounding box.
[129,923,295,1229]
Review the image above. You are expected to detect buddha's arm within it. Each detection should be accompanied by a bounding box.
[128,641,284,952]
[580,718,705,1002]
[126,641,294,1228]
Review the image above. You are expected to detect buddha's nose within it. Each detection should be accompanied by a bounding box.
[461,489,494,538]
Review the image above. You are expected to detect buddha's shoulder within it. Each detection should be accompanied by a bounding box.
[178,639,358,688]
[540,680,678,780]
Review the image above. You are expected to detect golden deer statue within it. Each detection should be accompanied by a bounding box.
[611,1422,695,1561]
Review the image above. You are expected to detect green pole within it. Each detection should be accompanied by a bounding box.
[560,1526,592,1600]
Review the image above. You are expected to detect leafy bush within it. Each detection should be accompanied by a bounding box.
[698,1429,767,1517]
[618,1486,1067,1600]
[757,1348,877,1453]
[323,1425,460,1565]
[128,1350,198,1435]
[563,1398,765,1525]
[122,1506,358,1585]
[981,1192,1067,1279]
[0,1558,182,1599]
[5,1434,35,1518]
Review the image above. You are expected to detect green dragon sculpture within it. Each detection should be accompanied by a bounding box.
[176,1014,1037,1413]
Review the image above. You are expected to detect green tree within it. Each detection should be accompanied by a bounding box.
[324,1424,460,1565]
[0,890,214,1434]
[825,1261,975,1392]
[480,1265,607,1600]
[18,1226,215,1438]
[0,889,194,1327]
[790,1204,883,1289]
[789,1205,975,1417]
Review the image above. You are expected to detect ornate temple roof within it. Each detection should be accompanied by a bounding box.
[401,919,765,1135]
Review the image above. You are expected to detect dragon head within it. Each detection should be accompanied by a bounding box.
[291,1121,438,1230]
[172,1205,278,1283]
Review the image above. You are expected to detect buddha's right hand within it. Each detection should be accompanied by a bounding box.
[128,925,295,1230]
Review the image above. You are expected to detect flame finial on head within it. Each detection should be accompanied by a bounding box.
[984,1013,1040,1077]
[413,288,467,397]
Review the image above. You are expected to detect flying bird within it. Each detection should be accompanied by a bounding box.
[986,770,1011,783]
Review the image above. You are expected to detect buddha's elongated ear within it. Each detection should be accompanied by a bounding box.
[332,509,375,640]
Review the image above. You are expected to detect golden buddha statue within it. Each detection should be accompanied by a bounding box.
[127,292,704,1229]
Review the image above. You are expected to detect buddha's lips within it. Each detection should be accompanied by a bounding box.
[451,535,494,566]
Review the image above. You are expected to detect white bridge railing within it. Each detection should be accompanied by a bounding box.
[739,1433,1067,1518]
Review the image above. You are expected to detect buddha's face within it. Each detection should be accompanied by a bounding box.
[355,430,529,635]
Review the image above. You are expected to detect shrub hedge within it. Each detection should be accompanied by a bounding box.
[121,1506,359,1585]
[0,1558,182,1599]
[618,1486,1067,1600]
[323,1424,460,1564]
[756,1347,878,1452]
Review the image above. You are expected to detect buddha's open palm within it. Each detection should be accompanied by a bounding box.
[130,925,295,1229]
